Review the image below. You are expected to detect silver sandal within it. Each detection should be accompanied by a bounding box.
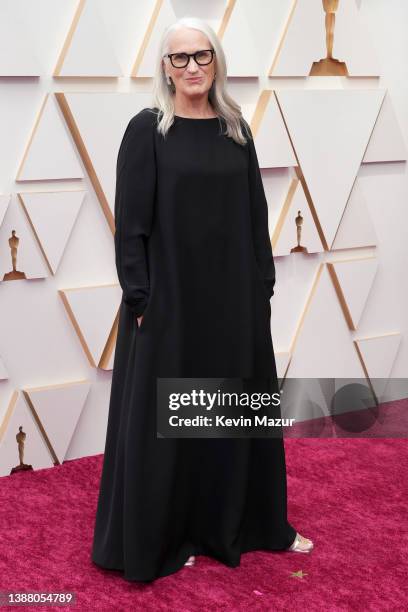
[287,532,314,553]
[184,555,196,566]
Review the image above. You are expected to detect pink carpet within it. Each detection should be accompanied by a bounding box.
[0,438,406,611]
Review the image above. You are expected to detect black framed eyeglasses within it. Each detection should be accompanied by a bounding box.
[164,49,215,69]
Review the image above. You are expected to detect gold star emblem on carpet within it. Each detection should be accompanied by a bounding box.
[291,570,308,578]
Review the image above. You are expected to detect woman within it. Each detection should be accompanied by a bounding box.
[92,17,313,583]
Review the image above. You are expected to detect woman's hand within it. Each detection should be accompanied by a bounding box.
[137,315,143,328]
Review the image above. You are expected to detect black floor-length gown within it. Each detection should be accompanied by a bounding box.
[91,107,297,582]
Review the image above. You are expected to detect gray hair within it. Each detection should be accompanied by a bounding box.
[149,17,251,145]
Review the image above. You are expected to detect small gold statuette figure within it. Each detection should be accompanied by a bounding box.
[291,210,308,253]
[10,426,33,474]
[310,0,349,76]
[3,230,27,280]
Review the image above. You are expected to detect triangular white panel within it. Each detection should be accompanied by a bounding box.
[221,0,288,76]
[0,194,11,227]
[363,93,408,163]
[62,285,122,367]
[271,0,380,76]
[263,169,294,236]
[54,0,122,77]
[356,333,401,379]
[332,258,378,329]
[19,191,86,274]
[63,93,153,216]
[271,255,321,353]
[0,0,41,76]
[0,356,9,380]
[287,265,365,377]
[276,89,385,248]
[16,95,84,181]
[274,179,323,256]
[254,95,297,168]
[0,195,49,279]
[333,0,381,76]
[132,0,226,77]
[275,351,291,380]
[0,392,53,477]
[133,0,177,77]
[25,380,91,463]
[220,1,261,76]
[356,333,402,402]
[332,180,378,250]
[271,0,325,76]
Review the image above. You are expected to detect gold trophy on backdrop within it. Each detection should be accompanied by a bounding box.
[3,230,27,280]
[291,210,308,253]
[11,426,33,474]
[310,0,349,76]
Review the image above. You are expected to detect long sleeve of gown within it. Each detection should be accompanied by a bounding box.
[114,113,156,316]
[244,121,276,299]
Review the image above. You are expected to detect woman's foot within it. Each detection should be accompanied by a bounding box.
[184,555,196,566]
[287,532,314,553]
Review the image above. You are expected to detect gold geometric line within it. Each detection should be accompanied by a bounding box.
[268,0,298,76]
[288,262,324,355]
[271,177,298,250]
[326,262,355,331]
[54,92,114,234]
[62,282,118,291]
[17,192,53,275]
[131,0,164,77]
[58,289,96,368]
[330,188,352,250]
[22,390,60,465]
[294,166,327,250]
[354,331,401,406]
[0,390,18,444]
[277,354,292,390]
[15,94,48,182]
[249,91,297,251]
[273,90,299,164]
[329,173,360,250]
[54,0,87,77]
[281,354,292,384]
[326,255,376,264]
[360,90,387,162]
[0,194,12,224]
[99,308,119,369]
[217,0,237,40]
[328,261,379,396]
[353,341,379,406]
[250,90,272,138]
[24,380,90,393]
[354,331,401,342]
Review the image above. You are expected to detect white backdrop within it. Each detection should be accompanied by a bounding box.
[0,0,407,468]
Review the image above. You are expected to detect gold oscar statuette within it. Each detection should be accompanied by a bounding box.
[310,0,349,76]
[10,426,33,474]
[3,230,27,281]
[290,210,308,253]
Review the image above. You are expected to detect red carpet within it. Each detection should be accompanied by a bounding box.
[0,438,406,611]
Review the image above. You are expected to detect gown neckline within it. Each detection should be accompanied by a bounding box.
[174,115,219,121]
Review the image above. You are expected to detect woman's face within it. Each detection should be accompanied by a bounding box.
[163,28,216,101]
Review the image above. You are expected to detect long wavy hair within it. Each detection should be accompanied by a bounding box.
[148,17,251,145]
